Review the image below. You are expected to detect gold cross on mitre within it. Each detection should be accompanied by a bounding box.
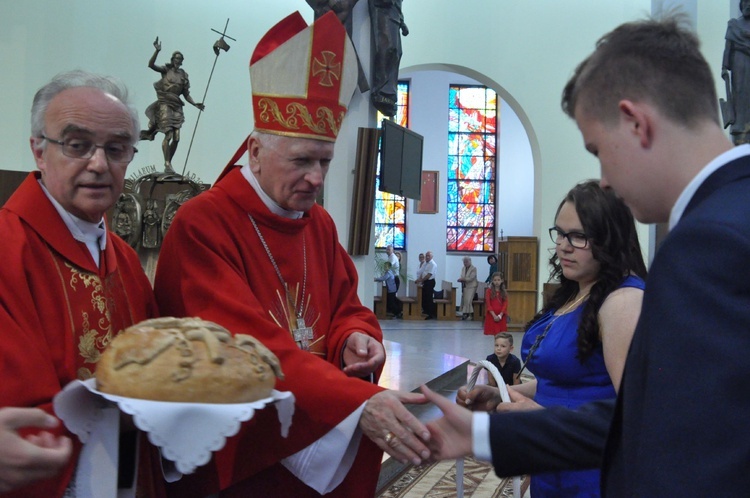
[311,50,342,87]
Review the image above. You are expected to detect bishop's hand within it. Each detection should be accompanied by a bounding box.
[342,331,385,377]
[360,390,430,465]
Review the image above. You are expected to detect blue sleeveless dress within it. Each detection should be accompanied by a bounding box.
[521,275,645,497]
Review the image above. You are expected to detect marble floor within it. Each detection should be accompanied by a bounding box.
[374,317,530,493]
[377,317,526,393]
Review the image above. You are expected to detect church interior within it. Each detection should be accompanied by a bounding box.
[0,0,741,496]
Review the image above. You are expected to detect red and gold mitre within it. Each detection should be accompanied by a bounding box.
[250,10,358,142]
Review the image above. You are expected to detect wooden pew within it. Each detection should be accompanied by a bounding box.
[472,282,488,321]
[434,280,457,320]
[399,280,423,320]
[373,283,388,319]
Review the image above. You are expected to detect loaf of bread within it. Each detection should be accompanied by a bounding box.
[96,317,284,403]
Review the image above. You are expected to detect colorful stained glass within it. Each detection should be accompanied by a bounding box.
[446,85,497,253]
[374,81,409,250]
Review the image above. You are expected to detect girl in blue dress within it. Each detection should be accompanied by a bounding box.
[514,181,647,497]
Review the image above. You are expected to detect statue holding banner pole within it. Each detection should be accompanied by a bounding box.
[140,37,205,173]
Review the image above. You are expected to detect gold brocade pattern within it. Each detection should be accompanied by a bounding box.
[257,98,343,136]
[64,262,115,372]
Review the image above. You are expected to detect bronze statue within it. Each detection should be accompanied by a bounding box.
[368,0,408,116]
[306,0,371,92]
[140,37,205,172]
[112,193,141,248]
[306,0,360,24]
[142,198,162,249]
[722,0,750,144]
[305,0,408,111]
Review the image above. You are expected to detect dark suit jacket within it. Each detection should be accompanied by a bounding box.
[488,155,750,496]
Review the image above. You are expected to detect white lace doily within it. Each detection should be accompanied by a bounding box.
[53,378,295,475]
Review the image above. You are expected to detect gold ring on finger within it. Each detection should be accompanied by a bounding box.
[384,431,397,446]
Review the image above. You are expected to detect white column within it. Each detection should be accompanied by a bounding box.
[325,0,379,309]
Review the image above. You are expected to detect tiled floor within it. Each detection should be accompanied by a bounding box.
[374,317,530,494]
[378,317,526,393]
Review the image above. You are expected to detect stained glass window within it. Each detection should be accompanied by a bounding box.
[446,85,497,252]
[374,81,409,250]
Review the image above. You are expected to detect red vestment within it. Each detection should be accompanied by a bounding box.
[0,172,160,497]
[154,166,385,496]
[484,287,508,335]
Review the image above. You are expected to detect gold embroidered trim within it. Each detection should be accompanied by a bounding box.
[47,245,139,379]
[257,98,343,137]
[64,263,114,366]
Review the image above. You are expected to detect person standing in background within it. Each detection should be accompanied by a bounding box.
[415,252,426,313]
[416,250,437,320]
[483,272,508,336]
[457,256,478,320]
[415,252,426,280]
[386,244,400,291]
[375,262,402,318]
[484,254,498,284]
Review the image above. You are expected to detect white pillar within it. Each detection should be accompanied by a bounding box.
[325,0,379,309]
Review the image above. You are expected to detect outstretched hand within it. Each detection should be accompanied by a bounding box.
[495,388,543,413]
[342,332,385,377]
[421,385,473,460]
[0,408,72,492]
[360,390,430,465]
[153,36,161,51]
[456,384,504,412]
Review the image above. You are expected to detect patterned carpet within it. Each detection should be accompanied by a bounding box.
[377,457,529,498]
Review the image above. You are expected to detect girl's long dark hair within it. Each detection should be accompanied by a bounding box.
[489,271,507,300]
[528,180,647,362]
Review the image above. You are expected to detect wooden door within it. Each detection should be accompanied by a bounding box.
[497,236,539,331]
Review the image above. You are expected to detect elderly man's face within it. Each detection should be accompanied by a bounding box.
[31,87,134,223]
[249,134,333,212]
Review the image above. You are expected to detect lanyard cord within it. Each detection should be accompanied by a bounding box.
[248,213,307,318]
[517,292,588,378]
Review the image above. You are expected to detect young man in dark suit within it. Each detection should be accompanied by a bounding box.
[422,14,750,496]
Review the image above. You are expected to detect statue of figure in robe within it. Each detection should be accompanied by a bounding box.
[306,0,408,116]
[368,0,408,117]
[140,37,205,172]
[722,0,750,144]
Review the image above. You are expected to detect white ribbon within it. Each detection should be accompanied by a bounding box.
[458,360,521,498]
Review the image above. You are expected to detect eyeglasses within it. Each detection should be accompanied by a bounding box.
[549,227,589,249]
[41,135,137,164]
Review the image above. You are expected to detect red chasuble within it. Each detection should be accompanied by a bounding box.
[0,172,159,498]
[154,166,385,496]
